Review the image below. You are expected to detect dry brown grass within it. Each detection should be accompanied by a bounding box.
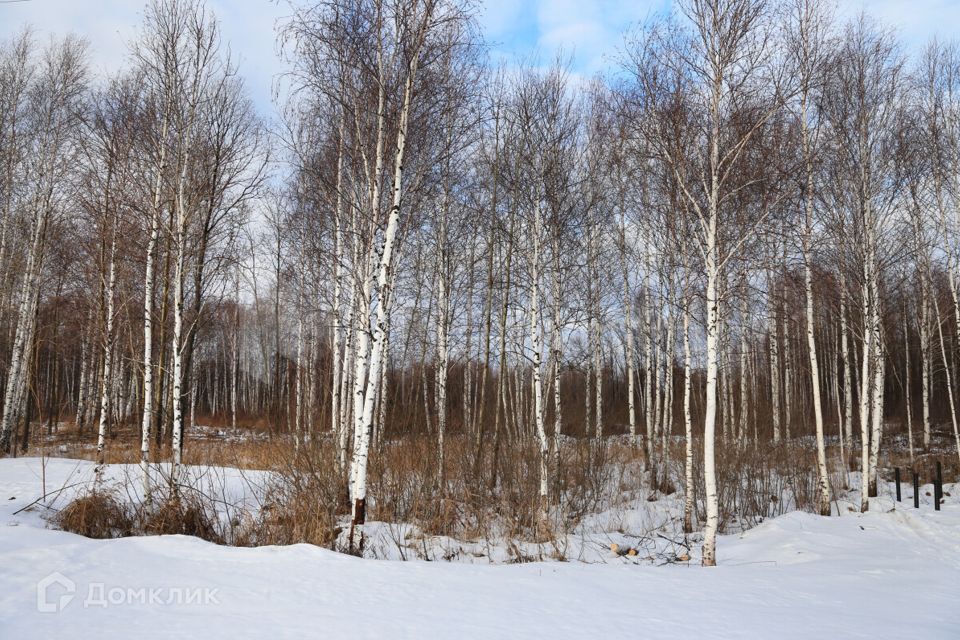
[243,441,346,549]
[140,495,224,543]
[55,492,133,539]
[29,422,291,472]
[40,415,960,555]
[57,489,225,544]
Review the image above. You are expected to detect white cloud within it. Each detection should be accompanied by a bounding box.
[1,0,945,111]
[534,0,662,75]
[0,0,286,110]
[479,0,527,37]
[830,1,959,51]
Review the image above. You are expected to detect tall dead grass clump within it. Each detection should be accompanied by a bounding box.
[245,441,344,548]
[139,494,224,543]
[55,491,133,539]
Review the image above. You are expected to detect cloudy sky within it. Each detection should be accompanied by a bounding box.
[1,0,958,113]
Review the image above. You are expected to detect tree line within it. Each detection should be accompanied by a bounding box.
[1,0,959,563]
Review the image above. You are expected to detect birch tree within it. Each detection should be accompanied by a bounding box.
[627,0,783,565]
[786,0,833,516]
[0,36,86,453]
[822,17,906,509]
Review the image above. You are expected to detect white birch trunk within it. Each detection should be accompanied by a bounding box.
[349,46,422,548]
[95,209,119,478]
[682,289,694,534]
[800,89,831,513]
[551,233,564,464]
[140,113,168,501]
[528,202,548,501]
[702,215,720,566]
[331,122,345,452]
[644,249,654,462]
[782,298,793,442]
[739,287,749,446]
[903,311,914,464]
[804,243,830,515]
[768,276,781,444]
[435,258,449,485]
[840,275,853,461]
[858,277,873,513]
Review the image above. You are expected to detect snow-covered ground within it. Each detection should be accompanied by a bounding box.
[1,456,958,639]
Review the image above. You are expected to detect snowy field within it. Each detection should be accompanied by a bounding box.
[1,456,958,639]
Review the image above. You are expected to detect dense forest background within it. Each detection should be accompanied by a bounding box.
[2,0,959,562]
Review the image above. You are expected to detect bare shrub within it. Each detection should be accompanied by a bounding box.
[245,443,344,549]
[55,492,133,539]
[684,439,826,532]
[47,420,951,561]
[139,494,224,544]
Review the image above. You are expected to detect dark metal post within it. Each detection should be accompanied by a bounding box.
[895,468,901,502]
[913,471,920,509]
[935,461,943,511]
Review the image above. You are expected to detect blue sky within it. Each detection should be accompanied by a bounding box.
[480,0,669,73]
[1,0,958,112]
